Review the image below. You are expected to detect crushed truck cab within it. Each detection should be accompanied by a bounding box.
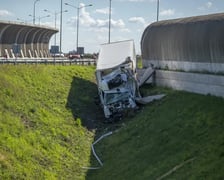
[95,40,138,120]
[95,40,165,121]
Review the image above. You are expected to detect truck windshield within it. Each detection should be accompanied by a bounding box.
[105,92,129,104]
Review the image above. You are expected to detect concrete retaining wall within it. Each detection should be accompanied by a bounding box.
[155,70,224,97]
[143,60,224,74]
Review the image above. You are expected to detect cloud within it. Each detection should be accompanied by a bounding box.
[137,28,143,32]
[95,19,108,27]
[118,0,157,2]
[0,10,13,17]
[198,1,213,11]
[127,0,145,2]
[95,8,109,15]
[206,2,213,8]
[120,28,131,33]
[67,3,126,32]
[160,9,175,16]
[111,19,125,28]
[128,17,146,25]
[79,6,96,27]
[91,27,108,33]
[66,3,96,27]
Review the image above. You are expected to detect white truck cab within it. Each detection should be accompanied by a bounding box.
[95,40,138,121]
[95,40,165,121]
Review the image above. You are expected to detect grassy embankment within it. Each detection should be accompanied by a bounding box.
[0,64,224,179]
[0,64,100,179]
[87,87,224,179]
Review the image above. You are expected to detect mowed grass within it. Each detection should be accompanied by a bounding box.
[1,64,224,179]
[0,64,99,179]
[87,85,224,180]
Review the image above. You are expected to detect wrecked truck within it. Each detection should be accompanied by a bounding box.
[95,40,164,121]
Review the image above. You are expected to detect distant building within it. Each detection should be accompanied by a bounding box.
[50,46,59,54]
[77,47,84,55]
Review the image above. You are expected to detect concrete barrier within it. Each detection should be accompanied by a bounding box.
[143,60,224,74]
[155,70,224,97]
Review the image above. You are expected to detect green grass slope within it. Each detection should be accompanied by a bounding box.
[1,65,224,179]
[0,65,99,179]
[87,86,224,180]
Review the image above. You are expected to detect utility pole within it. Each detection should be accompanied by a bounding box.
[60,0,63,53]
[157,0,159,22]
[108,0,112,43]
[33,0,40,24]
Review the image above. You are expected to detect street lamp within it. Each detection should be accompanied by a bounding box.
[157,0,159,22]
[29,14,50,25]
[17,18,28,24]
[17,17,33,24]
[44,9,68,47]
[108,0,112,43]
[60,0,63,53]
[65,3,92,54]
[33,0,40,24]
[38,15,50,25]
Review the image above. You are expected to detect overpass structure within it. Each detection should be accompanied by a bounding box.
[140,13,224,97]
[141,13,224,73]
[0,20,57,58]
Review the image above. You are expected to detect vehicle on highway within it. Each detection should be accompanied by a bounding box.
[51,53,64,57]
[68,54,81,59]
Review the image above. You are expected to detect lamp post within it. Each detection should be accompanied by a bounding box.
[29,14,50,25]
[65,3,92,54]
[60,0,63,53]
[33,0,40,24]
[44,9,68,47]
[38,15,50,25]
[17,18,27,24]
[157,0,159,22]
[108,0,112,43]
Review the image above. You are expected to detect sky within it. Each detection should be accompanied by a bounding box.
[0,0,224,54]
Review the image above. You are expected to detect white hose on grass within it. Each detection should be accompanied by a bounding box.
[82,131,113,170]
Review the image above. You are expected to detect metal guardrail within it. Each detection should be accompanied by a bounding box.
[0,58,96,65]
